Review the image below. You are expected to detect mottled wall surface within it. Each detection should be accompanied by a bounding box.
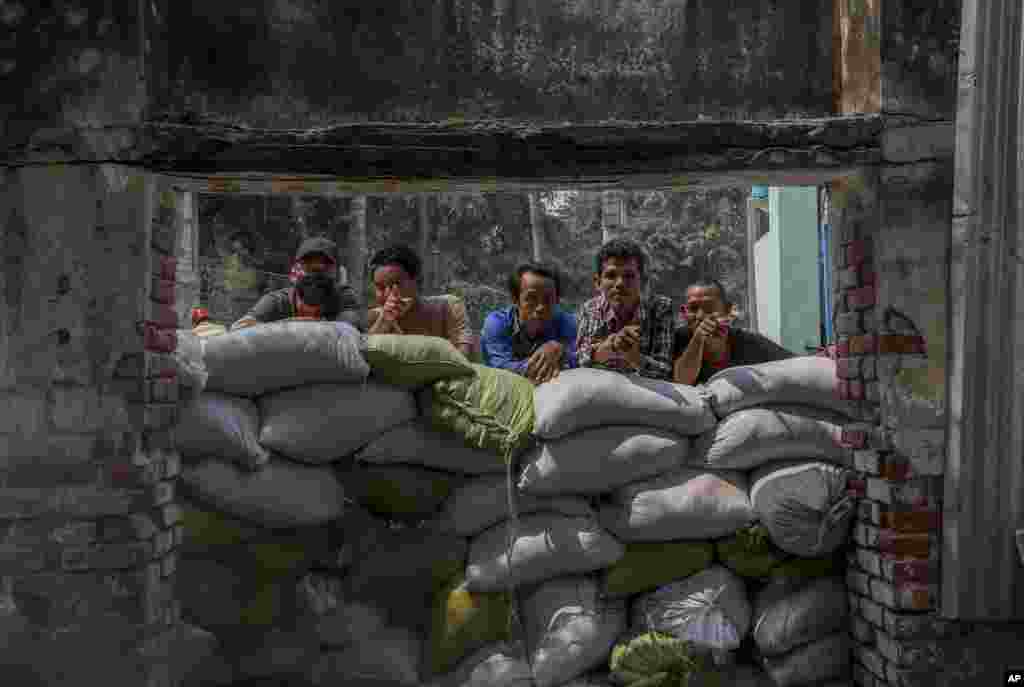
[149,0,833,127]
[882,0,961,119]
[0,1,147,145]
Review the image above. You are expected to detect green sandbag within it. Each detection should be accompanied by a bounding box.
[419,363,536,459]
[426,572,513,677]
[715,524,789,579]
[337,463,464,523]
[364,334,475,389]
[602,541,715,598]
[767,553,844,581]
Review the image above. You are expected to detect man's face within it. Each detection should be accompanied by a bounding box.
[684,285,729,328]
[373,263,417,307]
[517,272,558,332]
[301,253,333,274]
[594,256,643,311]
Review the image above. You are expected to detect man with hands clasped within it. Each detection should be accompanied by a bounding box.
[672,278,794,386]
[480,263,577,385]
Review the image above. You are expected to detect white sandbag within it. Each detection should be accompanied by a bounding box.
[437,474,595,537]
[599,468,753,542]
[631,566,751,652]
[356,419,507,475]
[307,626,422,687]
[259,382,418,464]
[523,575,627,687]
[174,391,270,470]
[424,641,533,687]
[705,356,857,420]
[174,329,209,399]
[180,456,347,528]
[465,514,625,592]
[533,368,715,440]
[203,319,369,397]
[750,461,855,558]
[690,405,849,471]
[753,577,848,656]
[518,426,690,496]
[761,633,850,687]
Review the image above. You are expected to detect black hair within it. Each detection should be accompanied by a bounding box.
[508,263,561,301]
[687,277,731,306]
[595,237,647,277]
[369,244,422,282]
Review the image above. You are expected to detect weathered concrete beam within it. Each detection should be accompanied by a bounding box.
[4,116,886,180]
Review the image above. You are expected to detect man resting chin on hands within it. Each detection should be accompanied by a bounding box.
[480,263,577,386]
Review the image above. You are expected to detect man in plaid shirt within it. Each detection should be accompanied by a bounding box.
[576,238,675,380]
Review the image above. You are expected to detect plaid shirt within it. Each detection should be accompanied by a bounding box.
[576,294,675,380]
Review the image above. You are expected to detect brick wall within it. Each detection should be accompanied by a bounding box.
[0,166,184,685]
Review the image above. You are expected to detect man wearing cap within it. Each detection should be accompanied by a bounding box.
[230,237,363,331]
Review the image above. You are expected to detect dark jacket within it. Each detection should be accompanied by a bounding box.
[240,284,364,330]
[672,327,795,385]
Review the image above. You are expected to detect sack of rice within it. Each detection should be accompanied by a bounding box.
[752,577,848,656]
[307,626,423,687]
[760,633,850,687]
[704,356,857,421]
[465,514,625,592]
[180,456,347,528]
[203,320,368,397]
[523,575,627,687]
[424,641,532,687]
[174,329,209,399]
[436,474,594,538]
[364,334,476,389]
[600,540,714,599]
[259,382,417,464]
[631,566,750,653]
[534,368,715,440]
[715,524,790,580]
[518,426,690,496]
[337,463,464,524]
[174,392,270,470]
[357,419,508,475]
[425,572,514,678]
[690,405,848,471]
[750,461,856,558]
[419,364,536,459]
[599,468,754,543]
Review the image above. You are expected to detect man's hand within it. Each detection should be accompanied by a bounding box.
[690,315,719,342]
[526,341,563,386]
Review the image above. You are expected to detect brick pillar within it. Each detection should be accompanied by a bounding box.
[0,166,184,685]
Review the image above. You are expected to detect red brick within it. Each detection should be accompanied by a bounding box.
[860,264,877,285]
[871,578,936,610]
[154,255,177,281]
[884,558,939,585]
[148,302,178,330]
[842,429,869,449]
[847,477,867,497]
[837,356,863,379]
[143,324,176,353]
[880,510,941,532]
[838,379,851,400]
[878,531,933,557]
[883,610,960,640]
[150,277,175,305]
[836,338,852,357]
[877,335,927,354]
[847,239,872,266]
[880,455,912,481]
[849,284,877,309]
[849,380,865,400]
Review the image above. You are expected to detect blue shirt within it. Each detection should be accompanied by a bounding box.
[480,306,578,375]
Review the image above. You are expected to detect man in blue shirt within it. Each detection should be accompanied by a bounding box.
[481,263,577,385]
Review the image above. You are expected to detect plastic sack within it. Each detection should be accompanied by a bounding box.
[690,405,848,471]
[704,356,858,421]
[174,391,270,470]
[424,641,532,687]
[174,330,209,400]
[466,514,625,592]
[523,575,628,687]
[357,419,508,475]
[203,319,369,397]
[631,566,751,652]
[760,633,850,687]
[534,368,716,440]
[518,425,690,496]
[752,576,848,656]
[599,468,754,543]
